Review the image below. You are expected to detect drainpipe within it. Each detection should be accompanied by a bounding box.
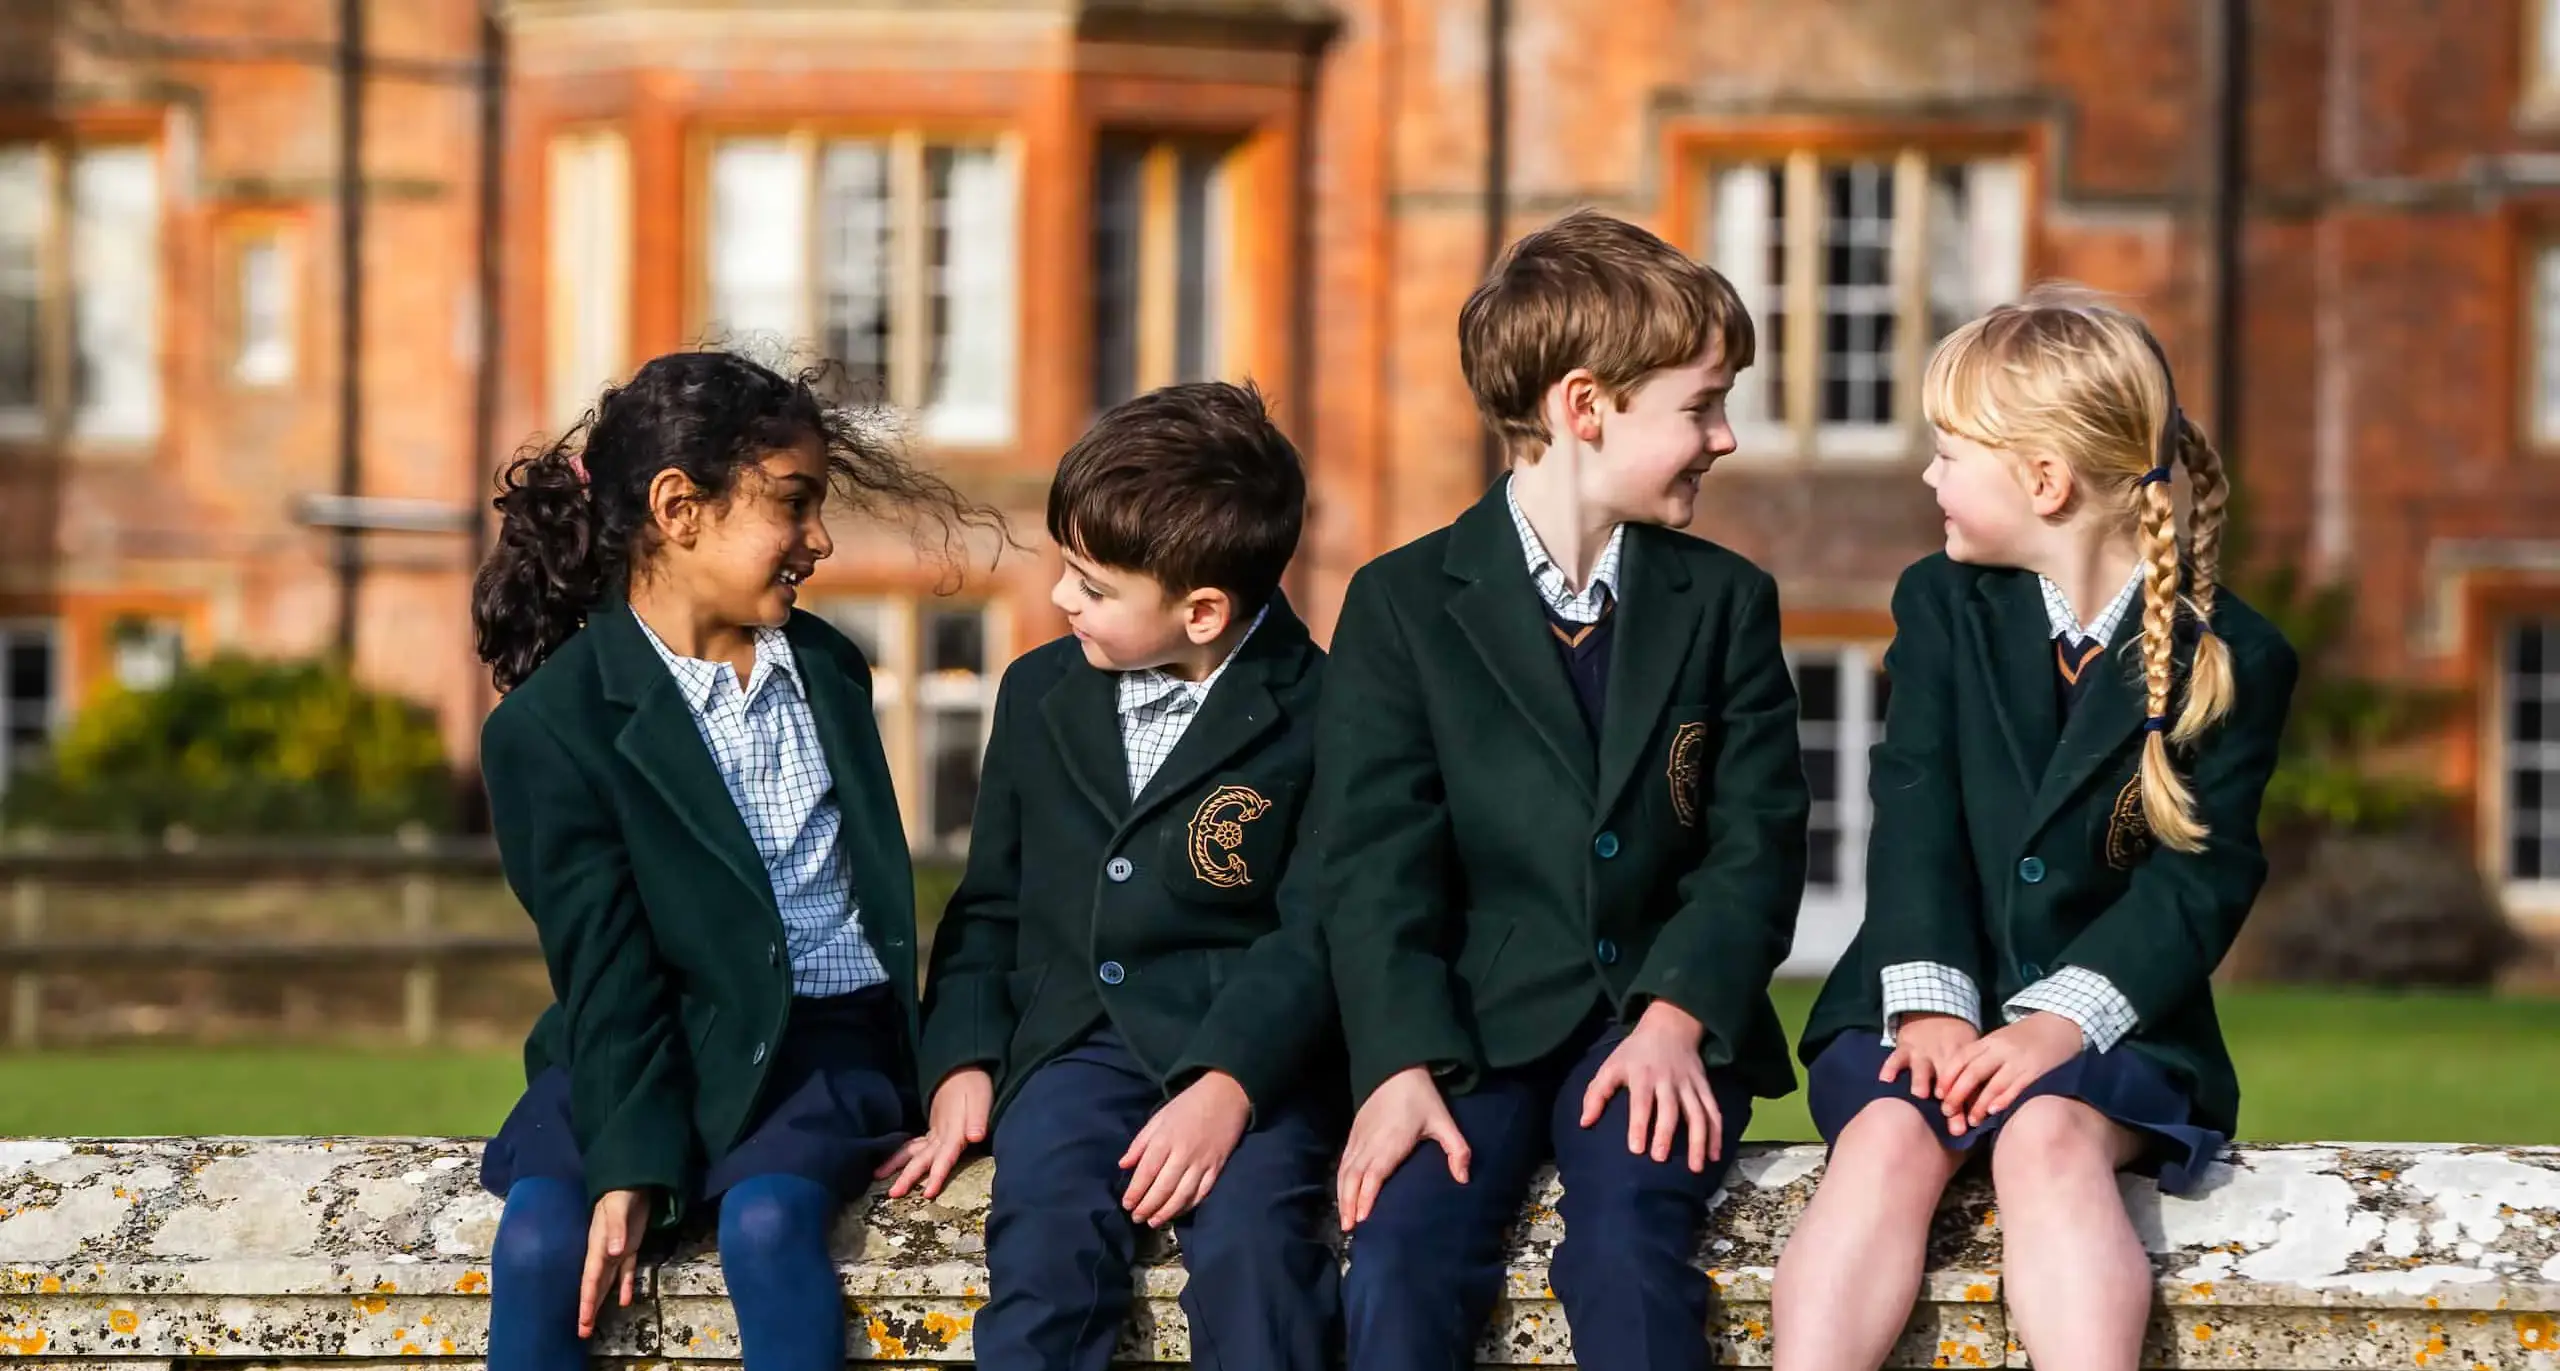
[2205,0,2250,555]
[468,9,504,576]
[1478,0,1510,489]
[333,0,365,658]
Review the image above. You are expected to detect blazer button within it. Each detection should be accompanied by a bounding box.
[1596,939,1620,966]
[750,1041,768,1065]
[1593,831,1621,859]
[1106,857,1135,883]
[2017,856,2046,884]
[1099,960,1127,986]
[767,942,780,967]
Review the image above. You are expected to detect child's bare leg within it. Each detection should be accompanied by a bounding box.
[1989,1096,2152,1371]
[1772,1101,1967,1371]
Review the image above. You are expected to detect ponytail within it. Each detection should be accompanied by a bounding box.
[473,427,608,694]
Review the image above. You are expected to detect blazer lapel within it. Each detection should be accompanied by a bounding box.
[2023,631,2152,843]
[1967,572,2062,796]
[593,605,774,912]
[1121,598,1309,833]
[786,617,907,913]
[1442,485,1598,798]
[1594,527,1700,818]
[1043,662,1132,822]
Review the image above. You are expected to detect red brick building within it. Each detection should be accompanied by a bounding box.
[9,0,2560,955]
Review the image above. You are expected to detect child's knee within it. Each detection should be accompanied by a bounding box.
[715,1176,833,1269]
[1989,1096,2121,1185]
[491,1183,588,1289]
[1831,1098,1952,1175]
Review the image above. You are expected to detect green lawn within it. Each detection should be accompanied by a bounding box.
[1,985,2554,1143]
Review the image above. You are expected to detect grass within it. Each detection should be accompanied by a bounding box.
[1,985,2554,1144]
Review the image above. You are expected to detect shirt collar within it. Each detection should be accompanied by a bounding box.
[633,613,804,713]
[1505,476,1624,617]
[1116,604,1269,718]
[2038,566,2144,647]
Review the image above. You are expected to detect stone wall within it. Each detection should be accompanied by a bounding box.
[5,1139,2558,1367]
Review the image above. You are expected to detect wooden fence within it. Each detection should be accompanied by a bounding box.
[0,833,531,1049]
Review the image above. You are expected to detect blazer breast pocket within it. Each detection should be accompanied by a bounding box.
[2092,763,2155,872]
[1157,775,1300,903]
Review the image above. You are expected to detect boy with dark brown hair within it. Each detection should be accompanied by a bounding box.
[891,380,1339,1371]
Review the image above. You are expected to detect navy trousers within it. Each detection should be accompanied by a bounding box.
[974,1030,1342,1371]
[1342,1018,1754,1371]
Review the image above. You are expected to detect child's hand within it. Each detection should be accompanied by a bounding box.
[1881,1012,1980,1101]
[1119,1070,1252,1228]
[577,1187,652,1338]
[1580,999,1724,1173]
[1937,1013,2084,1133]
[1337,1066,1470,1231]
[879,1067,993,1200]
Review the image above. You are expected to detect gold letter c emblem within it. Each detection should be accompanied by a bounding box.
[1188,785,1273,889]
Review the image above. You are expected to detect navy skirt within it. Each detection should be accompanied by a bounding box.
[1806,1030,2225,1195]
[479,985,918,1210]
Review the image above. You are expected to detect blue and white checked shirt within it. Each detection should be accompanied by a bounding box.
[1116,606,1268,800]
[636,616,888,996]
[1878,567,2144,1053]
[1507,477,1624,624]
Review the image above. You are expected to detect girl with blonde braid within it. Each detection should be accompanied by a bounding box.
[1775,289,2299,1371]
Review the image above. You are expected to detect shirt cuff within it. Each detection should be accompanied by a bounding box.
[1878,961,1983,1046]
[2003,966,2139,1054]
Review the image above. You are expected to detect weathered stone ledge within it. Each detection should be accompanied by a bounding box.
[4,1139,2557,1367]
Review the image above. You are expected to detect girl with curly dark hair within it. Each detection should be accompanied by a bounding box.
[470,349,1003,1371]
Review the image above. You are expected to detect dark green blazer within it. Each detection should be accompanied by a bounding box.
[1315,481,1811,1106]
[918,594,1336,1121]
[1799,554,2299,1135]
[479,603,918,1226]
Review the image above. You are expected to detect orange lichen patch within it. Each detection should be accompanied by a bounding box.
[0,1326,50,1354]
[374,1279,398,1293]
[454,1272,488,1294]
[1980,1209,1998,1227]
[867,1319,906,1360]
[2190,1281,2216,1297]
[440,1340,456,1356]
[2517,1313,2556,1351]
[1742,1320,1767,1341]
[922,1311,969,1344]
[2426,1296,2443,1310]
[2378,1170,2397,1181]
[1963,1283,1994,1302]
[353,1296,389,1316]
[108,1310,138,1334]
[2415,1328,2450,1365]
[399,1343,421,1356]
[2193,1324,2214,1341]
[38,1275,60,1293]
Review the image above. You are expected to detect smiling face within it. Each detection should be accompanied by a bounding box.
[1923,426,2046,566]
[668,435,834,630]
[1581,343,1738,528]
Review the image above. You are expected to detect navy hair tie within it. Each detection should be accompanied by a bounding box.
[2136,464,2174,488]
[2142,715,2171,734]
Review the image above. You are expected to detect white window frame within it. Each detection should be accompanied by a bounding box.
[1696,148,2025,465]
[2527,0,2560,122]
[698,130,1021,449]
[809,595,1008,859]
[0,138,163,447]
[1785,642,1890,977]
[0,621,64,801]
[231,230,297,388]
[2527,242,2560,450]
[2491,618,2560,914]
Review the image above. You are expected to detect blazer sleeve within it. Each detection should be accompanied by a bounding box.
[1167,770,1336,1114]
[1628,567,1811,1066]
[916,666,1027,1092]
[2051,634,2301,1026]
[1317,568,1482,1102]
[1857,563,1995,993]
[481,704,698,1212]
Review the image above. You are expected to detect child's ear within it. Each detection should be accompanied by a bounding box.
[1546,368,1606,446]
[647,468,706,546]
[2023,450,2076,519]
[1183,587,1236,645]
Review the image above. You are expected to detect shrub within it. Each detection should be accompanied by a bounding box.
[2,654,454,837]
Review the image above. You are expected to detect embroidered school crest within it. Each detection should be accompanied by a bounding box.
[2105,774,2154,870]
[1188,785,1273,889]
[1667,722,1709,827]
